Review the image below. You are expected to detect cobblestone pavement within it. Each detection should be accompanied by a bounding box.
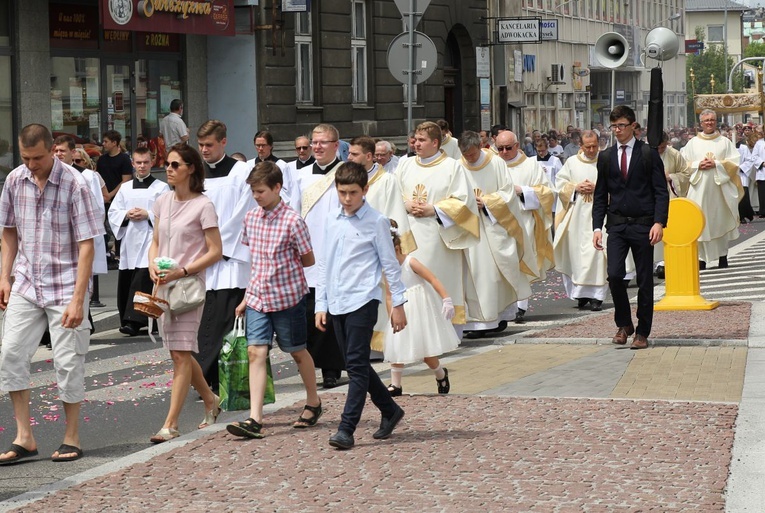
[11,394,736,512]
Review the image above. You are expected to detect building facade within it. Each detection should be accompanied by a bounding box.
[493,0,687,134]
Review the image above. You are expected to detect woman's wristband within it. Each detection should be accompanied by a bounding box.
[182,267,189,276]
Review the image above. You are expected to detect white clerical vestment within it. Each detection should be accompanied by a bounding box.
[290,159,343,287]
[440,135,462,160]
[553,151,608,301]
[204,158,255,290]
[78,167,108,275]
[108,178,170,270]
[396,151,479,324]
[505,152,555,282]
[681,132,741,263]
[365,163,416,351]
[462,150,533,328]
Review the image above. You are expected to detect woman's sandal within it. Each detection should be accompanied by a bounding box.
[436,368,450,394]
[198,394,221,429]
[293,403,323,429]
[226,418,265,439]
[150,427,180,444]
[387,384,403,397]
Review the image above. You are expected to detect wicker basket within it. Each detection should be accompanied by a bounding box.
[133,287,169,319]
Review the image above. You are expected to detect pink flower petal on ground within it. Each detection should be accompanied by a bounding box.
[106,401,115,405]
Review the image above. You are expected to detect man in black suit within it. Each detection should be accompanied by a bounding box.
[592,105,669,350]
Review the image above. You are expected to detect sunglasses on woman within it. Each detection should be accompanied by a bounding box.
[167,161,187,169]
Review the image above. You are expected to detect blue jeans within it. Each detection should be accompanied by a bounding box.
[331,300,399,434]
[244,298,308,353]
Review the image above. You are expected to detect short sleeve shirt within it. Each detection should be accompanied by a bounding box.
[160,112,188,148]
[242,200,312,312]
[0,159,106,307]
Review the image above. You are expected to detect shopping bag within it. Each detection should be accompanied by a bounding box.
[218,317,275,411]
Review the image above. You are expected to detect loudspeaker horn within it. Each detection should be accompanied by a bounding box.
[594,32,630,69]
[645,27,679,61]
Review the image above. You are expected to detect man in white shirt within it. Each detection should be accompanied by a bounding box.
[159,100,189,148]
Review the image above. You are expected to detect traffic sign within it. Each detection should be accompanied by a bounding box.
[393,0,431,30]
[387,30,438,85]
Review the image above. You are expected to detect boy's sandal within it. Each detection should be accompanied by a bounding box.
[387,384,403,397]
[293,403,323,428]
[226,418,265,439]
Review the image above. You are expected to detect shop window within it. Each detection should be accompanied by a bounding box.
[50,57,101,143]
[295,11,313,104]
[135,59,182,164]
[352,0,368,104]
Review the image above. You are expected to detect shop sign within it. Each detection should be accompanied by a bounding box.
[541,20,558,41]
[50,3,100,48]
[102,0,236,36]
[283,0,310,12]
[137,32,182,52]
[496,18,542,44]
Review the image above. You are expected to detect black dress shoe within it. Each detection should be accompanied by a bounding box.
[89,300,106,308]
[718,256,728,268]
[329,431,355,450]
[577,298,590,309]
[590,300,603,311]
[119,325,138,337]
[655,265,665,279]
[322,377,338,389]
[514,309,526,323]
[373,407,405,440]
[699,260,706,270]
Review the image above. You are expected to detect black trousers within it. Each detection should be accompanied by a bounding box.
[332,300,397,434]
[195,288,245,390]
[117,268,153,328]
[740,186,755,222]
[758,181,765,215]
[305,288,345,378]
[606,224,655,337]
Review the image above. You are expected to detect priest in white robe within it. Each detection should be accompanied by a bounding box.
[108,147,170,335]
[681,109,741,269]
[397,121,479,335]
[437,119,462,160]
[496,130,555,322]
[459,131,533,335]
[289,124,346,388]
[553,131,608,311]
[195,120,255,392]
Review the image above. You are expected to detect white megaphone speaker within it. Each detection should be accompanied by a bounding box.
[595,32,630,68]
[645,27,680,61]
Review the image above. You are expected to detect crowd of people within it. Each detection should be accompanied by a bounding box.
[0,101,750,461]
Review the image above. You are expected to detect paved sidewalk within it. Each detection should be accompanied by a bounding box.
[2,279,764,512]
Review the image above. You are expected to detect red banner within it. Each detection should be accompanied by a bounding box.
[101,0,235,36]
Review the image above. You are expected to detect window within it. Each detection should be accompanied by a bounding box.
[50,57,101,142]
[351,0,368,104]
[708,25,724,42]
[295,11,313,104]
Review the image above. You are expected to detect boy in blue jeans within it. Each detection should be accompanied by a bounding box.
[226,162,322,439]
[315,162,408,450]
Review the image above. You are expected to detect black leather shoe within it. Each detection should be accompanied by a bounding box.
[119,325,138,336]
[577,298,590,309]
[373,407,405,440]
[655,265,665,279]
[718,256,728,268]
[590,300,603,311]
[322,377,338,389]
[699,260,706,271]
[328,431,355,450]
[89,300,106,308]
[514,309,526,323]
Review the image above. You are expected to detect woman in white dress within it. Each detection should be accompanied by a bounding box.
[383,220,460,396]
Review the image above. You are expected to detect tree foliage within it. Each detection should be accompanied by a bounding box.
[744,42,765,62]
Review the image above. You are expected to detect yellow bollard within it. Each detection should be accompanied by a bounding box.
[654,198,719,310]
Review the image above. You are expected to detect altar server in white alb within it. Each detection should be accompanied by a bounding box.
[553,131,608,311]
[459,131,533,336]
[108,146,170,336]
[396,121,479,337]
[436,119,462,160]
[288,124,346,389]
[195,120,255,393]
[496,130,555,322]
[681,109,741,270]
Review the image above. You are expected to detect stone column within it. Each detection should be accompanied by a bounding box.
[16,0,52,128]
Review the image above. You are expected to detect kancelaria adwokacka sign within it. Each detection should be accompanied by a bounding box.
[102,0,235,36]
